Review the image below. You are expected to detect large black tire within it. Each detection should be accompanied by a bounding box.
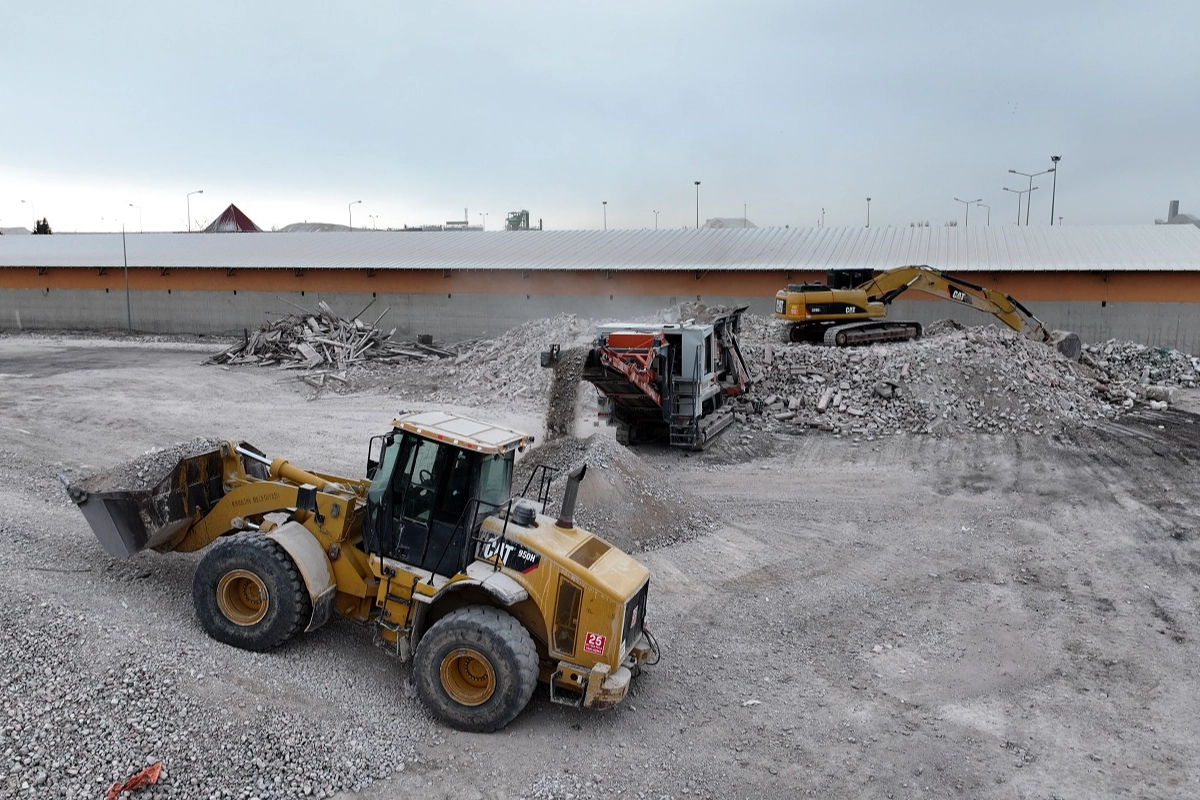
[414,606,538,732]
[192,534,310,652]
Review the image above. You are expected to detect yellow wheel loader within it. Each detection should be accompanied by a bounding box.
[65,411,655,732]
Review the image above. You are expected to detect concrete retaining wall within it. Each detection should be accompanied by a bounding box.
[2,287,1200,352]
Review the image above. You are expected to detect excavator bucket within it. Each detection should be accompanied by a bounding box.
[63,444,263,558]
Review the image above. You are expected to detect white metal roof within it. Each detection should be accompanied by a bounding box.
[1,225,1198,273]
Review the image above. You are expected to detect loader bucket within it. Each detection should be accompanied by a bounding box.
[64,443,265,558]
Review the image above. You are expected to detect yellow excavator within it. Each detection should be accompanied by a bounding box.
[64,411,654,732]
[774,264,1052,347]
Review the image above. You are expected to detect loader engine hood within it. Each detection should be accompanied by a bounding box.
[477,512,649,603]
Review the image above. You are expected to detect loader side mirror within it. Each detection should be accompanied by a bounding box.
[366,435,387,480]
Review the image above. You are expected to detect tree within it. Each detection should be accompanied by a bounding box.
[33,217,52,235]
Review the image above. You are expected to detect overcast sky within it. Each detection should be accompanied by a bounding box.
[1,1,1195,233]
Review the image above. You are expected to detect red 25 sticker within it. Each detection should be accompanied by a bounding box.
[583,632,607,655]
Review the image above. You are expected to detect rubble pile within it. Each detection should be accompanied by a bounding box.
[1083,339,1200,410]
[738,323,1116,437]
[517,434,717,552]
[208,300,452,386]
[75,438,222,493]
[419,314,594,411]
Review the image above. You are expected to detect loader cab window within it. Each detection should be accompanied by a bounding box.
[435,448,472,523]
[364,435,401,555]
[399,436,440,525]
[477,451,514,512]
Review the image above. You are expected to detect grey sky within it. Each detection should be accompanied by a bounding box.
[2,1,1195,233]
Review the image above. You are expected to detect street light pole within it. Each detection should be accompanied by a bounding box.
[1008,168,1054,225]
[976,202,991,226]
[1003,186,1037,224]
[186,190,203,232]
[953,197,982,227]
[368,214,378,230]
[129,204,142,233]
[694,181,701,229]
[1049,156,1061,225]
[866,197,871,228]
[348,200,362,230]
[602,200,607,231]
[653,210,659,230]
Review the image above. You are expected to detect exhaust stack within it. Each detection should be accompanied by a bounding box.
[555,464,587,529]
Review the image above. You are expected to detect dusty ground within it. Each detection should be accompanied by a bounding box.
[2,334,1200,799]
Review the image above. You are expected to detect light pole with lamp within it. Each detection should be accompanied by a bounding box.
[347,200,362,230]
[129,204,142,233]
[368,214,378,230]
[1008,168,1054,225]
[953,197,981,227]
[976,201,991,226]
[478,212,488,230]
[694,181,700,229]
[186,190,203,232]
[1003,186,1037,224]
[1049,155,1062,225]
[653,210,659,230]
[602,200,607,231]
[866,197,871,227]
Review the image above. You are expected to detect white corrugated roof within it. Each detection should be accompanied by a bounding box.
[1,225,1198,272]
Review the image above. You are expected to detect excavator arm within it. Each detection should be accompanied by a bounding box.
[859,265,1051,343]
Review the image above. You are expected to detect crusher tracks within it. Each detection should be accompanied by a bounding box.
[821,320,923,347]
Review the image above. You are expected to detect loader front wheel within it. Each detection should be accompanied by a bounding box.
[192,534,310,652]
[414,606,538,732]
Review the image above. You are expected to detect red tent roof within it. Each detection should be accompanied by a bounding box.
[204,204,262,233]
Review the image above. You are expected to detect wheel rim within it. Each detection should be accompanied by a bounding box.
[440,648,496,706]
[216,569,270,626]
[835,332,847,346]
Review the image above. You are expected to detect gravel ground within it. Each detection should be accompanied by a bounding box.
[2,332,1200,799]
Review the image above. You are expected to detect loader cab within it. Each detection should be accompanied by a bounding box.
[363,411,530,576]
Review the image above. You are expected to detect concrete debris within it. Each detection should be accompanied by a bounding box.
[735,318,1118,437]
[417,314,594,412]
[1082,339,1200,406]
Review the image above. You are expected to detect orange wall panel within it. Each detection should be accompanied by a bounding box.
[3,267,1200,303]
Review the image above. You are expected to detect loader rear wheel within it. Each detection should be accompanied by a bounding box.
[414,606,538,732]
[192,534,310,652]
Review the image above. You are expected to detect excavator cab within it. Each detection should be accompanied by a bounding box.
[828,268,874,290]
[363,412,526,576]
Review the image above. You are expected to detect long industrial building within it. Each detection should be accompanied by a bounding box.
[2,225,1200,350]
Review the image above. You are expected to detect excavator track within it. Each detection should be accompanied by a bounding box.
[821,320,923,347]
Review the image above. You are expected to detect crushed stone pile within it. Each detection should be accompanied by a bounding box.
[419,314,595,411]
[517,434,717,552]
[737,321,1116,437]
[1083,339,1200,410]
[75,438,223,493]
